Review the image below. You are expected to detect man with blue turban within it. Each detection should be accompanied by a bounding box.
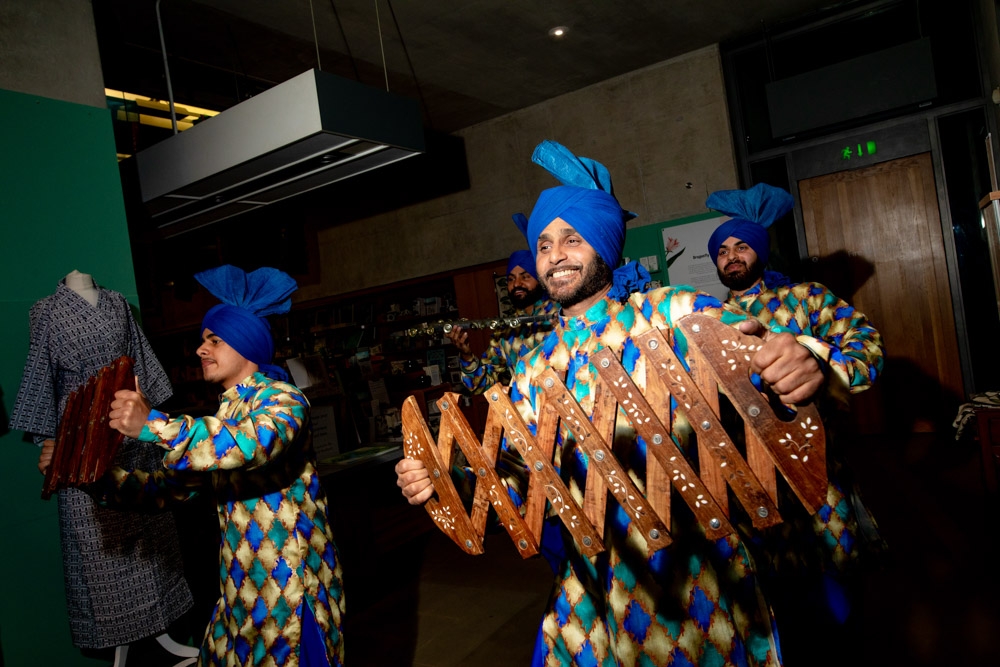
[447,249,558,394]
[398,141,830,666]
[707,183,884,394]
[707,184,886,667]
[105,265,345,667]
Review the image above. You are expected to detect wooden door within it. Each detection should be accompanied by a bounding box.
[798,153,963,434]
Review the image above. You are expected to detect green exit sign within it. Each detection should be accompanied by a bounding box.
[841,141,877,160]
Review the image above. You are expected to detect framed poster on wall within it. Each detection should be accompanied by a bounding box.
[621,211,729,301]
[660,214,728,301]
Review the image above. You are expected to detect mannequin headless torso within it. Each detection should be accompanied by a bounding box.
[65,269,99,307]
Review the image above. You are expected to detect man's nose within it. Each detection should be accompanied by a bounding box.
[547,244,568,264]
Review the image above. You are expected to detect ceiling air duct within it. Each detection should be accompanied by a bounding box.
[136,69,425,235]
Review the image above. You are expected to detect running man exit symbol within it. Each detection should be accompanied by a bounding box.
[841,140,878,160]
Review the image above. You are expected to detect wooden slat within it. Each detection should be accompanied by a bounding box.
[471,399,505,537]
[642,369,671,526]
[689,343,729,516]
[631,329,782,529]
[524,387,559,544]
[677,315,827,513]
[746,430,778,505]
[402,396,484,555]
[86,356,134,482]
[583,378,617,531]
[76,366,107,486]
[590,347,733,540]
[43,378,81,499]
[66,376,97,485]
[484,387,605,557]
[437,393,538,557]
[538,368,672,555]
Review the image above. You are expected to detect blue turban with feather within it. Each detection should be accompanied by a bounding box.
[706,183,794,265]
[513,140,649,302]
[194,265,298,382]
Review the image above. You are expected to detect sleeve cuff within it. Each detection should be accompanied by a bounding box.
[795,335,850,402]
[139,409,170,442]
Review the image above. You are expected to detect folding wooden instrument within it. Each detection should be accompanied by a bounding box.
[401,313,828,557]
[42,356,135,500]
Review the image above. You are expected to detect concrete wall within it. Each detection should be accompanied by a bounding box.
[297,45,738,302]
[0,0,106,108]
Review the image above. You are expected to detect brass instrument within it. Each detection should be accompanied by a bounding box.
[402,313,558,337]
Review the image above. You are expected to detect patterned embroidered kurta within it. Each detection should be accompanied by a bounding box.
[728,277,883,400]
[111,372,345,667]
[7,280,193,649]
[506,286,784,667]
[459,297,559,394]
[726,276,885,624]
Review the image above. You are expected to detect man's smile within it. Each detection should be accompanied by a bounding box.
[547,267,580,280]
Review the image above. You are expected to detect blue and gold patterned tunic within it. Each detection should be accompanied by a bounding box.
[506,286,783,667]
[728,274,883,401]
[726,275,885,639]
[459,297,559,393]
[111,372,345,667]
[727,275,884,572]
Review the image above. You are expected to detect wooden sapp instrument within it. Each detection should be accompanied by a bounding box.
[401,313,828,557]
[42,355,135,500]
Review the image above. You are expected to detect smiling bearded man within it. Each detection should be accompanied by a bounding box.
[447,248,558,394]
[716,237,765,292]
[706,183,886,667]
[396,141,854,667]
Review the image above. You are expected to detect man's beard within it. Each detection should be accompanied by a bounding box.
[510,283,545,310]
[717,257,764,291]
[542,255,614,310]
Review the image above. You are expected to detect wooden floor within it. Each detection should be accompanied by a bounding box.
[344,430,1000,666]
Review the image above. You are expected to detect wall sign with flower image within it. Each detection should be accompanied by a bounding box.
[665,236,685,269]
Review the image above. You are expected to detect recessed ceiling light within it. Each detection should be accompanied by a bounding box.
[548,26,568,38]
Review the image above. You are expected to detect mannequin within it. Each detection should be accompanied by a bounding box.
[65,269,99,307]
[67,271,199,666]
[9,272,199,667]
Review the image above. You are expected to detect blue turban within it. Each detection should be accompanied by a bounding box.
[524,141,648,302]
[506,249,538,280]
[194,265,298,382]
[706,183,794,266]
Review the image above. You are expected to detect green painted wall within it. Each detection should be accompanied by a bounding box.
[0,87,138,666]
